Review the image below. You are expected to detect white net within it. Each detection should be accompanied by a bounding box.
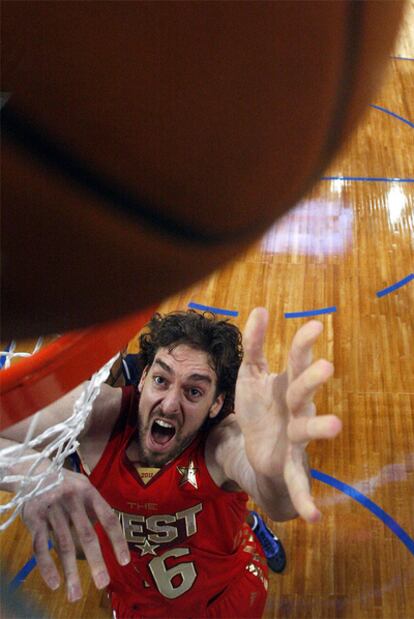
[0,338,45,368]
[0,341,118,530]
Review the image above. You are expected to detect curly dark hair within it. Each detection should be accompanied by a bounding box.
[136,310,243,424]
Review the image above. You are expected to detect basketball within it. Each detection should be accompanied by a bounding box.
[1,2,404,338]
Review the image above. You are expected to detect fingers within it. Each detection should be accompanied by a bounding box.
[32,522,60,591]
[26,476,130,602]
[47,504,82,602]
[241,307,269,373]
[287,358,334,415]
[91,493,130,568]
[287,320,324,383]
[287,414,342,444]
[284,454,321,523]
[61,487,130,594]
[68,495,112,592]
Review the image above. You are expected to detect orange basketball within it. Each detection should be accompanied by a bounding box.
[1,2,405,338]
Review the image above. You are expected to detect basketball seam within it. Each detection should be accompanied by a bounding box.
[2,105,226,246]
[2,5,369,249]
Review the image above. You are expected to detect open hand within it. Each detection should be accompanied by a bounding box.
[21,469,130,602]
[235,307,342,523]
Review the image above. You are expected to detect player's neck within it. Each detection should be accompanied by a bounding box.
[126,441,174,469]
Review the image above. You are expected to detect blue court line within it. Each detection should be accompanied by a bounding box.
[376,273,414,298]
[284,306,337,319]
[311,469,414,556]
[187,302,239,317]
[8,540,53,592]
[321,176,414,183]
[370,104,414,129]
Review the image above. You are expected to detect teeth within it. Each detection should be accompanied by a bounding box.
[156,419,174,429]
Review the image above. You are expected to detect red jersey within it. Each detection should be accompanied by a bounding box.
[87,386,265,618]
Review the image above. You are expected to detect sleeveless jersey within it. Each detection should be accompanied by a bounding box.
[87,386,262,618]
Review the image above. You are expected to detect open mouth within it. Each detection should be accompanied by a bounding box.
[150,418,177,446]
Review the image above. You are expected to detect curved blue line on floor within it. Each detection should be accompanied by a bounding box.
[285,306,337,319]
[321,176,414,183]
[311,469,414,556]
[187,302,239,317]
[370,104,414,129]
[376,273,414,297]
[8,540,53,592]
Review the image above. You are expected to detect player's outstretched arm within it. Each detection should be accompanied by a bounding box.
[215,307,341,523]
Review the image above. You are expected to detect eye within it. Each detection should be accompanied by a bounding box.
[187,387,202,400]
[153,375,166,387]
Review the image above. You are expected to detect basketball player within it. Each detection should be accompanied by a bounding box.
[113,350,287,574]
[0,307,341,618]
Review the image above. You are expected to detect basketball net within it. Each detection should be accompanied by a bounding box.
[0,308,155,530]
[0,348,117,530]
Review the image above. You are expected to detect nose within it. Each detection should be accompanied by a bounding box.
[160,385,181,415]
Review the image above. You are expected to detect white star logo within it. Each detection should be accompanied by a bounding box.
[177,460,199,489]
[134,539,160,556]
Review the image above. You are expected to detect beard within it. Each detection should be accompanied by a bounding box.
[136,411,207,467]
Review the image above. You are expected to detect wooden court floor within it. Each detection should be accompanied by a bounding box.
[1,4,413,618]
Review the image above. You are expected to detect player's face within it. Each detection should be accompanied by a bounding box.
[137,344,224,466]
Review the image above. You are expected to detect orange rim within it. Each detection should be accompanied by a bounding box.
[0,307,156,430]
